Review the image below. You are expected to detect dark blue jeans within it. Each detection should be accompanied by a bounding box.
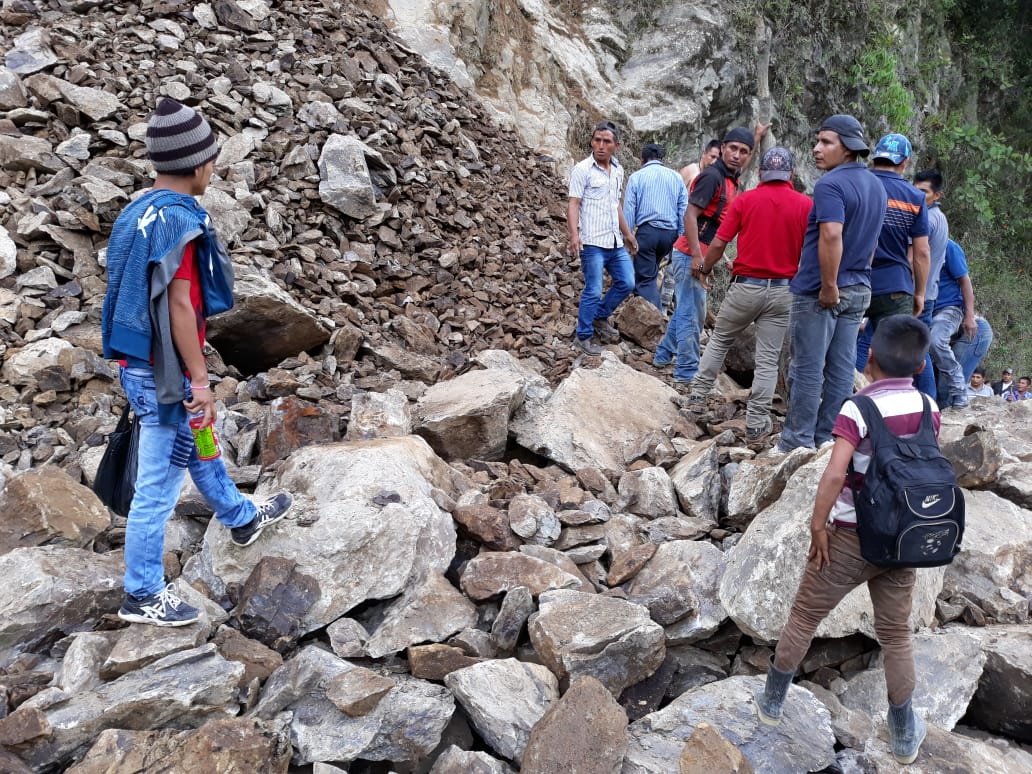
[632,223,678,310]
[576,244,634,340]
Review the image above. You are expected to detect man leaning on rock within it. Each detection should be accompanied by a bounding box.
[567,120,638,356]
[101,99,292,626]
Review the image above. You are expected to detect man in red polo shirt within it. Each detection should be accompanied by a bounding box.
[685,147,812,441]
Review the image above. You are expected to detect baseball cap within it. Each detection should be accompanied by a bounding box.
[872,133,913,165]
[1003,367,1013,374]
[759,147,794,182]
[818,114,870,156]
[722,127,755,150]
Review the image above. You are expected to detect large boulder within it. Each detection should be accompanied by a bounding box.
[719,451,944,642]
[183,437,460,635]
[19,645,243,769]
[0,546,123,653]
[622,676,836,774]
[965,625,1032,743]
[528,589,665,697]
[414,368,527,461]
[444,658,558,765]
[0,467,109,553]
[942,489,1032,608]
[511,353,681,472]
[839,628,986,729]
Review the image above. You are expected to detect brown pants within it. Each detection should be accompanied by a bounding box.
[774,525,917,705]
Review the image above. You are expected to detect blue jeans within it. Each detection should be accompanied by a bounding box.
[120,367,256,598]
[655,249,707,381]
[576,244,634,340]
[951,316,993,382]
[929,305,967,407]
[781,284,871,451]
[913,307,936,399]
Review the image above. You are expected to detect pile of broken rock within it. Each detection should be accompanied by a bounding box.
[2,1,1032,773]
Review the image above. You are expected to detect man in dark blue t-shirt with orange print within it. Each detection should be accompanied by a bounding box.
[778,115,887,454]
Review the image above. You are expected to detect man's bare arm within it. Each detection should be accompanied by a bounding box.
[817,221,844,308]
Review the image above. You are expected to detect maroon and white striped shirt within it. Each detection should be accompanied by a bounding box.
[830,378,942,526]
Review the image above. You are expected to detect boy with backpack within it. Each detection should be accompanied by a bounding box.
[755,314,953,764]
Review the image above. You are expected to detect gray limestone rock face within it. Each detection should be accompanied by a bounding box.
[318,134,379,219]
[617,466,678,519]
[430,745,516,773]
[839,628,986,729]
[669,439,721,521]
[512,353,682,472]
[719,451,944,643]
[444,658,559,765]
[363,573,477,658]
[528,589,665,697]
[414,368,526,461]
[622,676,835,774]
[965,625,1032,743]
[183,437,459,635]
[0,546,123,654]
[5,27,58,74]
[942,488,1032,608]
[0,66,27,109]
[20,644,244,769]
[508,493,562,546]
[0,224,15,279]
[205,272,331,373]
[347,388,412,440]
[628,540,728,644]
[993,460,1032,509]
[0,466,109,553]
[460,551,582,600]
[520,676,628,774]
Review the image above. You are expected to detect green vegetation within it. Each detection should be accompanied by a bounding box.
[850,38,914,131]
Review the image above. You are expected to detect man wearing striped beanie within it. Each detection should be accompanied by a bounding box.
[101,99,292,627]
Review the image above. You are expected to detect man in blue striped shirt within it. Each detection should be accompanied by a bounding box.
[623,143,688,309]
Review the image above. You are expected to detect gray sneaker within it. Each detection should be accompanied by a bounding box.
[573,336,603,356]
[231,493,293,547]
[593,318,620,344]
[746,417,774,442]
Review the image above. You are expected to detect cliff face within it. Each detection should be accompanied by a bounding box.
[380,0,962,178]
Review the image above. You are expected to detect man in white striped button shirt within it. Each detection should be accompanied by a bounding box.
[567,121,638,356]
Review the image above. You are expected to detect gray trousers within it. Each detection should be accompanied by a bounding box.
[691,281,790,429]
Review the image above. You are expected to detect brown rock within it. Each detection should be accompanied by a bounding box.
[230,556,321,653]
[520,676,628,774]
[678,721,754,774]
[212,626,284,687]
[324,667,396,716]
[459,551,582,601]
[0,467,109,553]
[615,295,666,350]
[607,543,658,587]
[407,643,484,681]
[0,707,50,746]
[452,503,522,550]
[941,428,1002,488]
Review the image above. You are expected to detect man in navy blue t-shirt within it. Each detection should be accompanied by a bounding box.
[778,115,887,453]
[854,133,930,370]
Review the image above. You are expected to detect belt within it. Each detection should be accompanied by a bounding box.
[832,520,857,530]
[732,275,791,287]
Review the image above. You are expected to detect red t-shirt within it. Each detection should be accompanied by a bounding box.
[172,240,206,349]
[715,181,812,279]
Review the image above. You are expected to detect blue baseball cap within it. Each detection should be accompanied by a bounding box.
[872,133,913,165]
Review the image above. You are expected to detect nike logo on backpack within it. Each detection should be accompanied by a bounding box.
[922,494,942,509]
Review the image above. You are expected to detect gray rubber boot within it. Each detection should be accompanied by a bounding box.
[755,657,795,726]
[887,697,927,764]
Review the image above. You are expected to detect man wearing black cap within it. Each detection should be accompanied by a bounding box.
[992,367,1014,396]
[777,115,887,453]
[623,143,688,309]
[685,147,812,441]
[655,125,763,386]
[101,99,292,627]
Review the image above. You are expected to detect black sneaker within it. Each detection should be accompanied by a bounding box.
[573,336,603,356]
[231,492,293,547]
[593,318,620,344]
[746,417,774,442]
[118,583,200,627]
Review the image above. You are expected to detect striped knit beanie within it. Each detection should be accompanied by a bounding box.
[145,98,218,174]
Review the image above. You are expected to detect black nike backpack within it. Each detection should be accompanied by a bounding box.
[848,394,965,568]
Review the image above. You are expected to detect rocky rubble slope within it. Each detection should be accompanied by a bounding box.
[3,1,1032,773]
